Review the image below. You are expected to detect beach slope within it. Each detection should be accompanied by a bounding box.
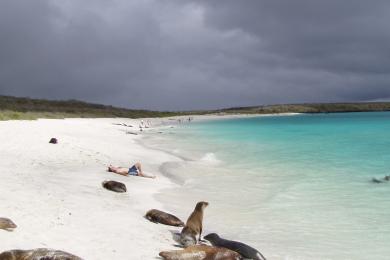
[0,118,181,259]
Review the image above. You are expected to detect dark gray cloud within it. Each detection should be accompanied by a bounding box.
[0,0,389,110]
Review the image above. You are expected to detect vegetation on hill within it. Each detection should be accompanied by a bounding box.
[220,102,390,114]
[0,95,179,120]
[1,95,390,121]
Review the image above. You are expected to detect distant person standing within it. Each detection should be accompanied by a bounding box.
[139,119,144,131]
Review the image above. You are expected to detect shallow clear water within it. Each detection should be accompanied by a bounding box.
[145,112,390,260]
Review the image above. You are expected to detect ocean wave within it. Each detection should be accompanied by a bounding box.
[199,152,221,165]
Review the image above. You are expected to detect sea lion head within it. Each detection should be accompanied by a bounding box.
[204,233,220,243]
[0,218,17,230]
[195,201,209,211]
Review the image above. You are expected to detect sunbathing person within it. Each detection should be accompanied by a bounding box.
[108,162,156,178]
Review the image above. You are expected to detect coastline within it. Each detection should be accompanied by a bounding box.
[0,117,185,259]
[143,111,390,260]
[0,113,299,259]
[2,112,389,259]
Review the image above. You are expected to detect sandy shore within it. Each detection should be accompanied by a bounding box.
[0,113,297,259]
[0,118,186,259]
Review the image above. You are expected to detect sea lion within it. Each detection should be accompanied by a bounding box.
[0,218,17,231]
[49,138,58,144]
[180,201,209,247]
[145,209,184,227]
[159,245,242,260]
[371,178,384,183]
[204,233,266,260]
[102,180,127,193]
[371,175,390,183]
[0,248,83,260]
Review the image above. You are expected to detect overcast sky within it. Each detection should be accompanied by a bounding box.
[0,0,389,110]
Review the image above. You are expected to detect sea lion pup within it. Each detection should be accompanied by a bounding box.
[159,245,242,260]
[102,180,127,193]
[180,201,209,247]
[145,209,184,227]
[0,248,83,260]
[0,218,17,231]
[204,233,266,260]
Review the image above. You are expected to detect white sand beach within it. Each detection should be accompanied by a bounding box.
[0,118,187,259]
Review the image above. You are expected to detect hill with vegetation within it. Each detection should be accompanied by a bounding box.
[1,95,390,120]
[220,102,390,114]
[0,95,179,120]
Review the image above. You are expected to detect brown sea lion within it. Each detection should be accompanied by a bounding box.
[180,201,209,247]
[145,209,184,227]
[0,248,83,260]
[204,233,266,260]
[0,218,17,231]
[102,180,127,193]
[159,245,242,260]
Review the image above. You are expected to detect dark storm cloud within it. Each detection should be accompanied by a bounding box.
[0,0,389,110]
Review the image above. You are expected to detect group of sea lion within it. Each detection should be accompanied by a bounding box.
[2,137,264,259]
[1,217,83,259]
[0,165,125,259]
[145,201,266,260]
[0,140,86,259]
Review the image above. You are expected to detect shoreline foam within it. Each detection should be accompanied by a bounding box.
[0,113,301,259]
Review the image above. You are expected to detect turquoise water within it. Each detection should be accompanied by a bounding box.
[147,112,390,260]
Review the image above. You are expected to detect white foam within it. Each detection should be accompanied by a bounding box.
[199,152,221,165]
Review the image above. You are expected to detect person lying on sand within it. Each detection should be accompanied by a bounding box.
[108,162,156,179]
